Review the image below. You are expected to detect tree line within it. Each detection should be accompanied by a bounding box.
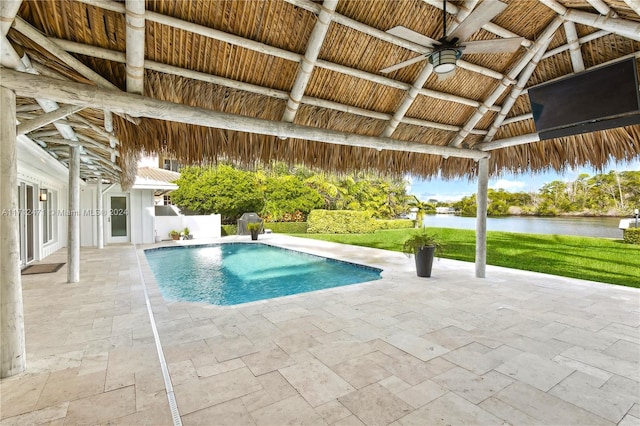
[170,165,640,222]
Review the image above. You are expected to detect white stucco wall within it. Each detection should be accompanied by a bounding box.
[155,214,221,241]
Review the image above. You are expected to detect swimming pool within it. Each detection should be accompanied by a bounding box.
[144,243,382,306]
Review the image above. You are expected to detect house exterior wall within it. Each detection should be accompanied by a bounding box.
[17,136,69,263]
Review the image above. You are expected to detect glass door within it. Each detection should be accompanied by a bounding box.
[109,195,129,243]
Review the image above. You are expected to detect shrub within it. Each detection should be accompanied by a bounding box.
[264,222,308,234]
[375,219,414,230]
[221,224,237,236]
[623,228,640,244]
[307,210,377,234]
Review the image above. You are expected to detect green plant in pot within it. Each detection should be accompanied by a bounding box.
[182,227,191,240]
[169,230,180,241]
[402,228,442,277]
[246,222,262,241]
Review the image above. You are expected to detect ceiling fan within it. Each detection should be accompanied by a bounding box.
[380,0,524,75]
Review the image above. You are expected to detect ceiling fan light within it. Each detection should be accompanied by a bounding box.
[430,49,459,74]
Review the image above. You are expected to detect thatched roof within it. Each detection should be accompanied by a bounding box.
[2,0,639,188]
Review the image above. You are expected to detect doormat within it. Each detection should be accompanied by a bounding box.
[21,263,65,275]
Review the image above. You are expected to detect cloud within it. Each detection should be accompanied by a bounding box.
[490,179,526,191]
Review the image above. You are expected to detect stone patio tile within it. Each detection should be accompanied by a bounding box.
[168,360,199,386]
[513,321,570,341]
[0,402,68,425]
[496,352,574,392]
[554,326,620,351]
[242,347,295,376]
[273,331,321,354]
[599,323,640,344]
[173,367,262,415]
[432,367,513,404]
[331,355,392,389]
[600,375,640,404]
[378,376,412,395]
[494,382,614,425]
[504,335,573,358]
[549,371,635,423]
[262,307,312,323]
[249,395,326,426]
[315,399,353,424]
[339,383,412,426]
[257,370,298,401]
[397,392,503,426]
[383,331,449,362]
[0,373,49,419]
[182,398,256,426]
[35,369,106,409]
[63,386,136,425]
[161,340,212,364]
[421,325,476,350]
[343,323,390,341]
[602,339,640,363]
[308,340,376,367]
[444,343,521,375]
[206,334,266,362]
[280,359,355,407]
[560,346,639,377]
[333,415,366,426]
[619,414,640,426]
[395,379,448,409]
[479,396,541,425]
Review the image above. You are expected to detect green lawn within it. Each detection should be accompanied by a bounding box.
[292,228,640,288]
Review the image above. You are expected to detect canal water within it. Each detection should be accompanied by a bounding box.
[422,214,628,239]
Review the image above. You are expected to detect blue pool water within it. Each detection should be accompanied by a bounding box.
[144,243,382,306]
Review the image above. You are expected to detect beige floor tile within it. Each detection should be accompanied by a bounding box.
[315,400,352,424]
[495,352,574,392]
[249,395,326,426]
[63,386,136,424]
[397,392,504,426]
[35,369,106,409]
[432,367,513,404]
[330,355,391,389]
[242,347,295,376]
[0,374,49,419]
[0,402,68,425]
[280,359,355,407]
[182,398,255,426]
[339,383,412,426]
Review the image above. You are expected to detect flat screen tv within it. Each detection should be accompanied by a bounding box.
[528,58,640,140]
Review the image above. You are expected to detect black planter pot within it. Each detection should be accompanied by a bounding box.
[415,245,435,277]
[250,230,259,241]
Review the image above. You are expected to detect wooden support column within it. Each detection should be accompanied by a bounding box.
[475,157,489,278]
[0,87,26,378]
[97,175,104,249]
[67,146,80,283]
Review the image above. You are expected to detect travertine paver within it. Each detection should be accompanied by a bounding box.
[1,234,638,425]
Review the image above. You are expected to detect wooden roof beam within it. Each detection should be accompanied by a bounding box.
[624,0,640,16]
[125,0,145,95]
[421,0,533,48]
[542,29,610,59]
[539,0,640,41]
[586,0,618,17]
[563,21,585,73]
[0,0,21,35]
[17,104,84,135]
[51,38,490,135]
[282,0,337,125]
[0,69,490,160]
[482,29,556,143]
[449,16,563,147]
[475,133,540,151]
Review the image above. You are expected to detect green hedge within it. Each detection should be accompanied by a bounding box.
[375,219,414,230]
[264,222,308,233]
[623,228,640,244]
[307,210,377,234]
[221,224,237,236]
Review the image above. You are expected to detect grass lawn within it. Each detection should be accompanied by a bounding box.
[292,228,640,288]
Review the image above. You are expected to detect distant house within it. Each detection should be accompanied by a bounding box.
[435,207,456,214]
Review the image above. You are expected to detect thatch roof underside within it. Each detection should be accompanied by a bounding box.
[3,0,640,188]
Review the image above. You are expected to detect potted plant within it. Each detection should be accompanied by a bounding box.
[246,222,261,241]
[182,227,191,240]
[402,228,442,277]
[169,230,181,241]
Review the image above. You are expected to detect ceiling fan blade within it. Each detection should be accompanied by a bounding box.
[448,0,508,42]
[386,26,439,48]
[380,54,428,73]
[461,37,525,54]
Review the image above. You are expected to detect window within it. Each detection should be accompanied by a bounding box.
[163,159,180,172]
[163,195,173,205]
[42,189,55,244]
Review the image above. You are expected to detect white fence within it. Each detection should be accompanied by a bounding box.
[155,214,221,241]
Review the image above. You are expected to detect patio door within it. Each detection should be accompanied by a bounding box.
[18,183,35,265]
[108,195,129,243]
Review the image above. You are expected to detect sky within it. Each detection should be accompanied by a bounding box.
[408,158,640,202]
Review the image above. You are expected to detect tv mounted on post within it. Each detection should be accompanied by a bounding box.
[528,58,640,140]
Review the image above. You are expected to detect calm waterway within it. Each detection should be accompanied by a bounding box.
[422,214,628,239]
